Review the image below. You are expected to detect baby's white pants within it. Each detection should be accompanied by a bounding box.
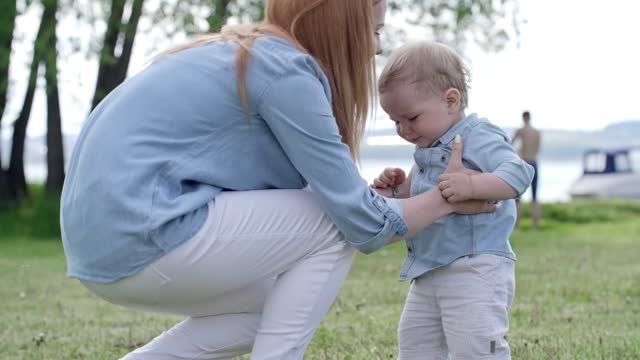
[398,254,515,360]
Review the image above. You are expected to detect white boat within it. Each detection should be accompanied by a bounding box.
[569,147,640,199]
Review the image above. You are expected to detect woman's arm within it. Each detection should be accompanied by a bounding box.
[376,138,496,242]
[397,188,451,238]
[258,56,494,253]
[258,61,408,254]
[378,187,496,244]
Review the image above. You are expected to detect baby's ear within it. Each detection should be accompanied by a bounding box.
[444,88,461,112]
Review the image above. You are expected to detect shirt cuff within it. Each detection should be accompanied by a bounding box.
[376,196,409,236]
[494,159,535,196]
[354,195,408,254]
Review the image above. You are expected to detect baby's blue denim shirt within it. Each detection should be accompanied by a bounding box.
[60,36,408,283]
[401,113,534,281]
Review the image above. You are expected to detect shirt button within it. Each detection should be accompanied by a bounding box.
[407,246,413,253]
[441,155,446,162]
[419,168,425,174]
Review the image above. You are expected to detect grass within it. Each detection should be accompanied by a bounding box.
[1,194,639,359]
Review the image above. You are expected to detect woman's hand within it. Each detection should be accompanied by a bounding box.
[451,199,497,215]
[372,186,394,198]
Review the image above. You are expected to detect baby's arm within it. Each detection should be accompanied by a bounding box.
[470,173,517,199]
[438,122,534,203]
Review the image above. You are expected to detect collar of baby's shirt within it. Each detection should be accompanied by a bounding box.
[412,113,480,166]
[433,112,479,147]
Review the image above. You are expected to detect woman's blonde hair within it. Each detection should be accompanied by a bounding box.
[161,0,380,159]
[378,41,470,110]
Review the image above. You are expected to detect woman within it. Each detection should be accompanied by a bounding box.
[60,0,491,358]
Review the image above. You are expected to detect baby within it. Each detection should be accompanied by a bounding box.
[373,41,534,359]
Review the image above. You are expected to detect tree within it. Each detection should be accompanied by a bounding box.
[208,0,231,32]
[8,2,50,199]
[0,0,18,205]
[0,0,519,205]
[90,0,145,110]
[8,0,64,198]
[89,0,238,111]
[387,0,518,52]
[203,0,517,53]
[42,0,65,193]
[87,0,517,118]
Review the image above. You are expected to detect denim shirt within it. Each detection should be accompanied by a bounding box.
[400,113,534,281]
[60,36,408,283]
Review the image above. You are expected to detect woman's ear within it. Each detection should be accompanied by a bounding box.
[444,88,461,113]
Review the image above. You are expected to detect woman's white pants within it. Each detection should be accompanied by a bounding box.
[83,189,356,360]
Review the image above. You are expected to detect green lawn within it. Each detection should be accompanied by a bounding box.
[1,200,639,359]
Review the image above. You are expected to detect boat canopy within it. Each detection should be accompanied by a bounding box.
[582,147,640,175]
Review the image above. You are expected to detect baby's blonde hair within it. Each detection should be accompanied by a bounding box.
[378,41,470,109]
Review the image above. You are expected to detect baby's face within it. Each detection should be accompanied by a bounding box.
[380,81,454,148]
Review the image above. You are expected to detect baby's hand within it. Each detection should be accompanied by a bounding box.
[372,167,406,189]
[438,173,473,203]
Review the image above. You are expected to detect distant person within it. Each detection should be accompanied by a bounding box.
[512,110,541,229]
[372,41,534,360]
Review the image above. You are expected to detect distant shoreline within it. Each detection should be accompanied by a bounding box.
[3,120,640,167]
[362,120,640,162]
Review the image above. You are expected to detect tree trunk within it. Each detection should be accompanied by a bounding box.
[90,0,127,110]
[8,61,40,199]
[208,0,231,32]
[42,0,65,194]
[110,0,144,88]
[0,0,17,205]
[0,0,17,156]
[8,3,48,199]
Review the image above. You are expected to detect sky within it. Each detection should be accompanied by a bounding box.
[462,0,640,132]
[3,0,640,138]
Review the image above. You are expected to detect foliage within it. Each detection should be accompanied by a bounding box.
[0,185,61,239]
[4,193,640,242]
[520,200,640,226]
[386,0,519,53]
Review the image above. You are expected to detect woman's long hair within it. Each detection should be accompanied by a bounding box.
[161,0,378,159]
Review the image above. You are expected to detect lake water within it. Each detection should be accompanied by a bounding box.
[358,158,583,203]
[26,158,583,203]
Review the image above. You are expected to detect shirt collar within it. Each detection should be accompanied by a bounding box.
[431,113,478,147]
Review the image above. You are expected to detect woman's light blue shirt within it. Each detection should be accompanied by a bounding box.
[401,114,534,281]
[60,36,408,283]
